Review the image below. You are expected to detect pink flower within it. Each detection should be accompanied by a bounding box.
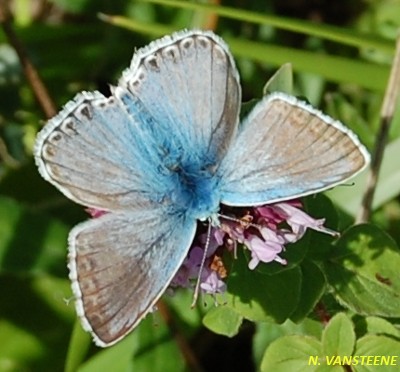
[200,270,227,294]
[171,199,337,297]
[247,235,286,270]
[272,202,339,239]
[86,207,108,218]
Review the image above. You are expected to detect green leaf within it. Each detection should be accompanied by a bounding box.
[353,335,400,371]
[253,319,323,368]
[260,335,322,372]
[325,224,400,317]
[164,290,204,334]
[296,72,325,107]
[322,313,355,357]
[290,260,326,322]
[358,316,400,338]
[202,306,243,337]
[225,251,301,323]
[263,63,293,95]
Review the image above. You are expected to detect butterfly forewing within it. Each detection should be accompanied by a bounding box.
[69,208,197,347]
[118,30,241,166]
[34,91,169,211]
[219,93,370,206]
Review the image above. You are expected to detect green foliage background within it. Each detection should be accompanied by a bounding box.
[1,0,400,371]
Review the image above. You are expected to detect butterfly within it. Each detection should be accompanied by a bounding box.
[34,29,370,347]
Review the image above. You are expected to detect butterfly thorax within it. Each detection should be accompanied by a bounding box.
[168,163,220,221]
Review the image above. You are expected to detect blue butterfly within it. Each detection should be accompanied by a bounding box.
[34,30,370,346]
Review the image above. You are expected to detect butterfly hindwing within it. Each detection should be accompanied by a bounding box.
[69,207,197,347]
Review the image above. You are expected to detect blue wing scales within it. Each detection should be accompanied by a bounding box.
[34,91,176,211]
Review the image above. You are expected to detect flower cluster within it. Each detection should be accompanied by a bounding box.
[169,200,337,297]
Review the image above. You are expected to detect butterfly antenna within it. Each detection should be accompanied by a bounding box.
[217,213,262,230]
[191,221,212,308]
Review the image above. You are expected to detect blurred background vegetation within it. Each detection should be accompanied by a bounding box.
[1,0,400,371]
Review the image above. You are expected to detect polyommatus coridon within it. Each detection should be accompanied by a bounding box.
[34,30,370,347]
